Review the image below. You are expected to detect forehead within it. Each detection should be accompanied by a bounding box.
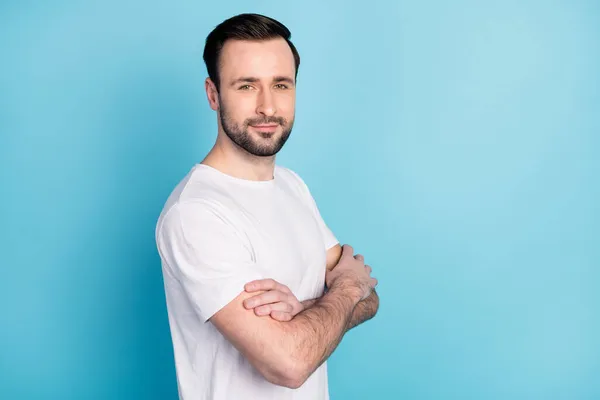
[219,38,295,82]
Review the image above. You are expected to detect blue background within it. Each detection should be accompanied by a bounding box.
[1,1,598,399]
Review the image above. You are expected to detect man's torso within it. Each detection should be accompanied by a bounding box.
[156,164,330,400]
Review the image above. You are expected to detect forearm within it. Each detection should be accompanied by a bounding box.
[347,289,379,330]
[282,281,361,385]
[301,289,379,331]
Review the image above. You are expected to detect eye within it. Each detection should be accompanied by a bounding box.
[274,84,289,90]
[238,85,253,91]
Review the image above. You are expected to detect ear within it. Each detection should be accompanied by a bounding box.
[205,78,220,111]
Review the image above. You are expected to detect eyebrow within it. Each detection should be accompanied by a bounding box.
[230,76,295,87]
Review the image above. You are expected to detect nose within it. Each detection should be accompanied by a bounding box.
[256,88,276,117]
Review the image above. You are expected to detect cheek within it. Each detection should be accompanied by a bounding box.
[277,95,295,116]
[223,96,256,119]
[237,94,258,109]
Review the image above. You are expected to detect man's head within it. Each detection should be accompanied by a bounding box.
[203,14,300,157]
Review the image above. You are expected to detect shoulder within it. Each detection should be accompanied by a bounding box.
[156,168,244,245]
[157,199,229,241]
[157,165,240,227]
[275,165,310,193]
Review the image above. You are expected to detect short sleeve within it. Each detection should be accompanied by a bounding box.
[305,190,339,251]
[287,169,339,251]
[157,200,264,322]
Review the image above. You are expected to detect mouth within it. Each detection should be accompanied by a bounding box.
[250,124,279,132]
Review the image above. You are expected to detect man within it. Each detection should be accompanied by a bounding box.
[155,13,379,399]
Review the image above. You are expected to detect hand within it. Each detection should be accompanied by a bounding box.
[243,279,304,321]
[325,244,377,301]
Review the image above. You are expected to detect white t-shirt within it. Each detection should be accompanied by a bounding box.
[155,163,339,400]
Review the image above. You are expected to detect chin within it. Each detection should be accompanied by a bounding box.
[253,130,280,139]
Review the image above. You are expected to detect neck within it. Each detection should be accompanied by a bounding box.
[201,131,276,182]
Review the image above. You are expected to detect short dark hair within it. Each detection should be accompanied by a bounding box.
[203,13,301,92]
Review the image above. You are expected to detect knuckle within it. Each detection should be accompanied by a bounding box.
[268,292,280,301]
[278,312,291,321]
[252,294,263,304]
[258,305,270,313]
[277,284,289,293]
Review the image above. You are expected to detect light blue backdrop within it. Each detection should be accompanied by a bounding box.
[1,1,598,399]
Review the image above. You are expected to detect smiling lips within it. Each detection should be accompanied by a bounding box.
[251,124,278,132]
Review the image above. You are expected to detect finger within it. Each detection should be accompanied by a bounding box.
[243,291,288,309]
[244,278,278,292]
[256,302,293,315]
[341,244,354,258]
[365,264,372,274]
[371,277,378,287]
[270,311,293,322]
[245,279,292,295]
[276,283,292,295]
[354,254,364,262]
[254,304,270,316]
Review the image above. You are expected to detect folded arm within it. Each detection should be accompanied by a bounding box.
[322,243,379,331]
[159,202,377,390]
[300,290,378,330]
[210,277,363,389]
[222,244,378,388]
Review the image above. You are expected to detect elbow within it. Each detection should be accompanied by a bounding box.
[260,356,310,389]
[279,362,310,389]
[274,366,309,389]
[368,289,380,319]
[249,323,312,389]
[268,374,304,390]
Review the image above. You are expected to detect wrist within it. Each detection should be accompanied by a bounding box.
[300,298,317,310]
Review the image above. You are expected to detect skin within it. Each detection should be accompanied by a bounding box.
[202,38,296,181]
[244,244,379,329]
[244,244,345,321]
[201,37,379,389]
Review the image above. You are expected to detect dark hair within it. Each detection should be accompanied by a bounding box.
[203,13,301,92]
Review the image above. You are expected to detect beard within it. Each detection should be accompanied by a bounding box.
[219,102,294,157]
